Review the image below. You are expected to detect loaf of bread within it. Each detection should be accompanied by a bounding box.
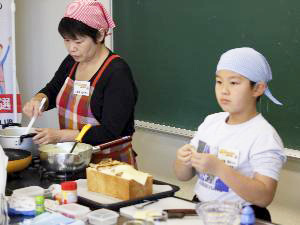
[86,159,153,200]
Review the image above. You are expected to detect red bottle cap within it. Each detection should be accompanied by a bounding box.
[61,181,77,190]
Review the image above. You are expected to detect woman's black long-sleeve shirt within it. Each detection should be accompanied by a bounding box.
[39,53,138,145]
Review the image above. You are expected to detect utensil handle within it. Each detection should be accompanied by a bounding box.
[163,209,197,215]
[75,124,92,142]
[24,116,37,134]
[70,124,92,153]
[24,98,47,135]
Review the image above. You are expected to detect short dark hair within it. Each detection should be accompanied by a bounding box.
[250,81,261,102]
[58,17,104,44]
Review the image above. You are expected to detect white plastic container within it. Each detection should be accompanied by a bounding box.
[88,208,119,225]
[12,186,44,198]
[56,203,91,221]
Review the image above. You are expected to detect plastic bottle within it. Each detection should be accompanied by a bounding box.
[240,205,255,225]
[61,181,77,204]
[35,196,45,216]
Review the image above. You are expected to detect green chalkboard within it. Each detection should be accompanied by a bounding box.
[113,0,300,149]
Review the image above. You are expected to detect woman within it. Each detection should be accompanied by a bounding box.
[23,0,138,165]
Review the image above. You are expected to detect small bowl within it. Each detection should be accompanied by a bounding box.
[195,201,240,225]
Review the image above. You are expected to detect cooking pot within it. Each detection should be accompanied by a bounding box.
[39,136,132,172]
[4,148,32,173]
[0,123,38,157]
[39,142,99,172]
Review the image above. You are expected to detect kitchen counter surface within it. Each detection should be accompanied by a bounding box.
[6,166,277,225]
[9,214,278,225]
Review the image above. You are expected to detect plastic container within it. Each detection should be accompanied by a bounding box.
[195,201,240,225]
[12,186,44,198]
[35,196,45,215]
[61,181,77,204]
[87,208,119,225]
[56,203,90,221]
[240,206,255,225]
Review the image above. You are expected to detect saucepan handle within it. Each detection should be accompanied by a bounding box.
[20,133,37,143]
[2,122,21,129]
[91,136,132,154]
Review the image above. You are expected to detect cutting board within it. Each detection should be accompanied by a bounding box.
[120,197,241,225]
[120,197,204,225]
[120,197,196,218]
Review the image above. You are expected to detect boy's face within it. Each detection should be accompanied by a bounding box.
[215,70,258,115]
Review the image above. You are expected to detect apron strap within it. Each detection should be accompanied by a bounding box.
[67,54,120,84]
[92,54,120,87]
[68,62,78,78]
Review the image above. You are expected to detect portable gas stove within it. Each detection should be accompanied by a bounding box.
[6,157,86,195]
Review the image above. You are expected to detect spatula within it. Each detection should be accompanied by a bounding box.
[69,124,92,154]
[24,98,47,135]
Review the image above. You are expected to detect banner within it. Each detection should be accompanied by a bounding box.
[0,0,21,126]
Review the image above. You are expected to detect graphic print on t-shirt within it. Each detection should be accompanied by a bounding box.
[197,143,239,192]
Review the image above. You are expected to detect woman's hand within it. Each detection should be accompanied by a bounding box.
[176,144,194,167]
[191,152,224,176]
[33,128,80,145]
[23,94,47,118]
[32,128,62,145]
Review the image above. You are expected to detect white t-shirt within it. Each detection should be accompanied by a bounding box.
[190,112,286,205]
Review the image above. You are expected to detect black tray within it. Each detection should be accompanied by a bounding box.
[6,166,180,212]
[78,179,180,211]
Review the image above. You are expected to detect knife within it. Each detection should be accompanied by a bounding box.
[163,209,198,219]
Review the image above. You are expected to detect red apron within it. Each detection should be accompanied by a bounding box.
[56,55,136,166]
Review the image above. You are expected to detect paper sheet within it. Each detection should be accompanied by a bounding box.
[0,145,8,195]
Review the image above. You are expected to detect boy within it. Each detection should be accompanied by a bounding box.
[174,47,286,221]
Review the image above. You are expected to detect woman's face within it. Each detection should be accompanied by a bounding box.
[63,35,99,62]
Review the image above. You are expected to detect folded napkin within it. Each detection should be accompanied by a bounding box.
[0,145,8,195]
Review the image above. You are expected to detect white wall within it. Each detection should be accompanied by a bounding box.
[15,1,300,225]
[15,0,68,128]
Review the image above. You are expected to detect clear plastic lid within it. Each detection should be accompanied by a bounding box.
[57,203,91,218]
[12,186,45,198]
[88,208,119,224]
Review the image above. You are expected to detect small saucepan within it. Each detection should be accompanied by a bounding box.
[39,136,132,172]
[4,148,32,173]
[39,142,99,172]
[0,123,38,157]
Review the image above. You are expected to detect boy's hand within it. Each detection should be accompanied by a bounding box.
[191,152,224,176]
[176,144,195,167]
